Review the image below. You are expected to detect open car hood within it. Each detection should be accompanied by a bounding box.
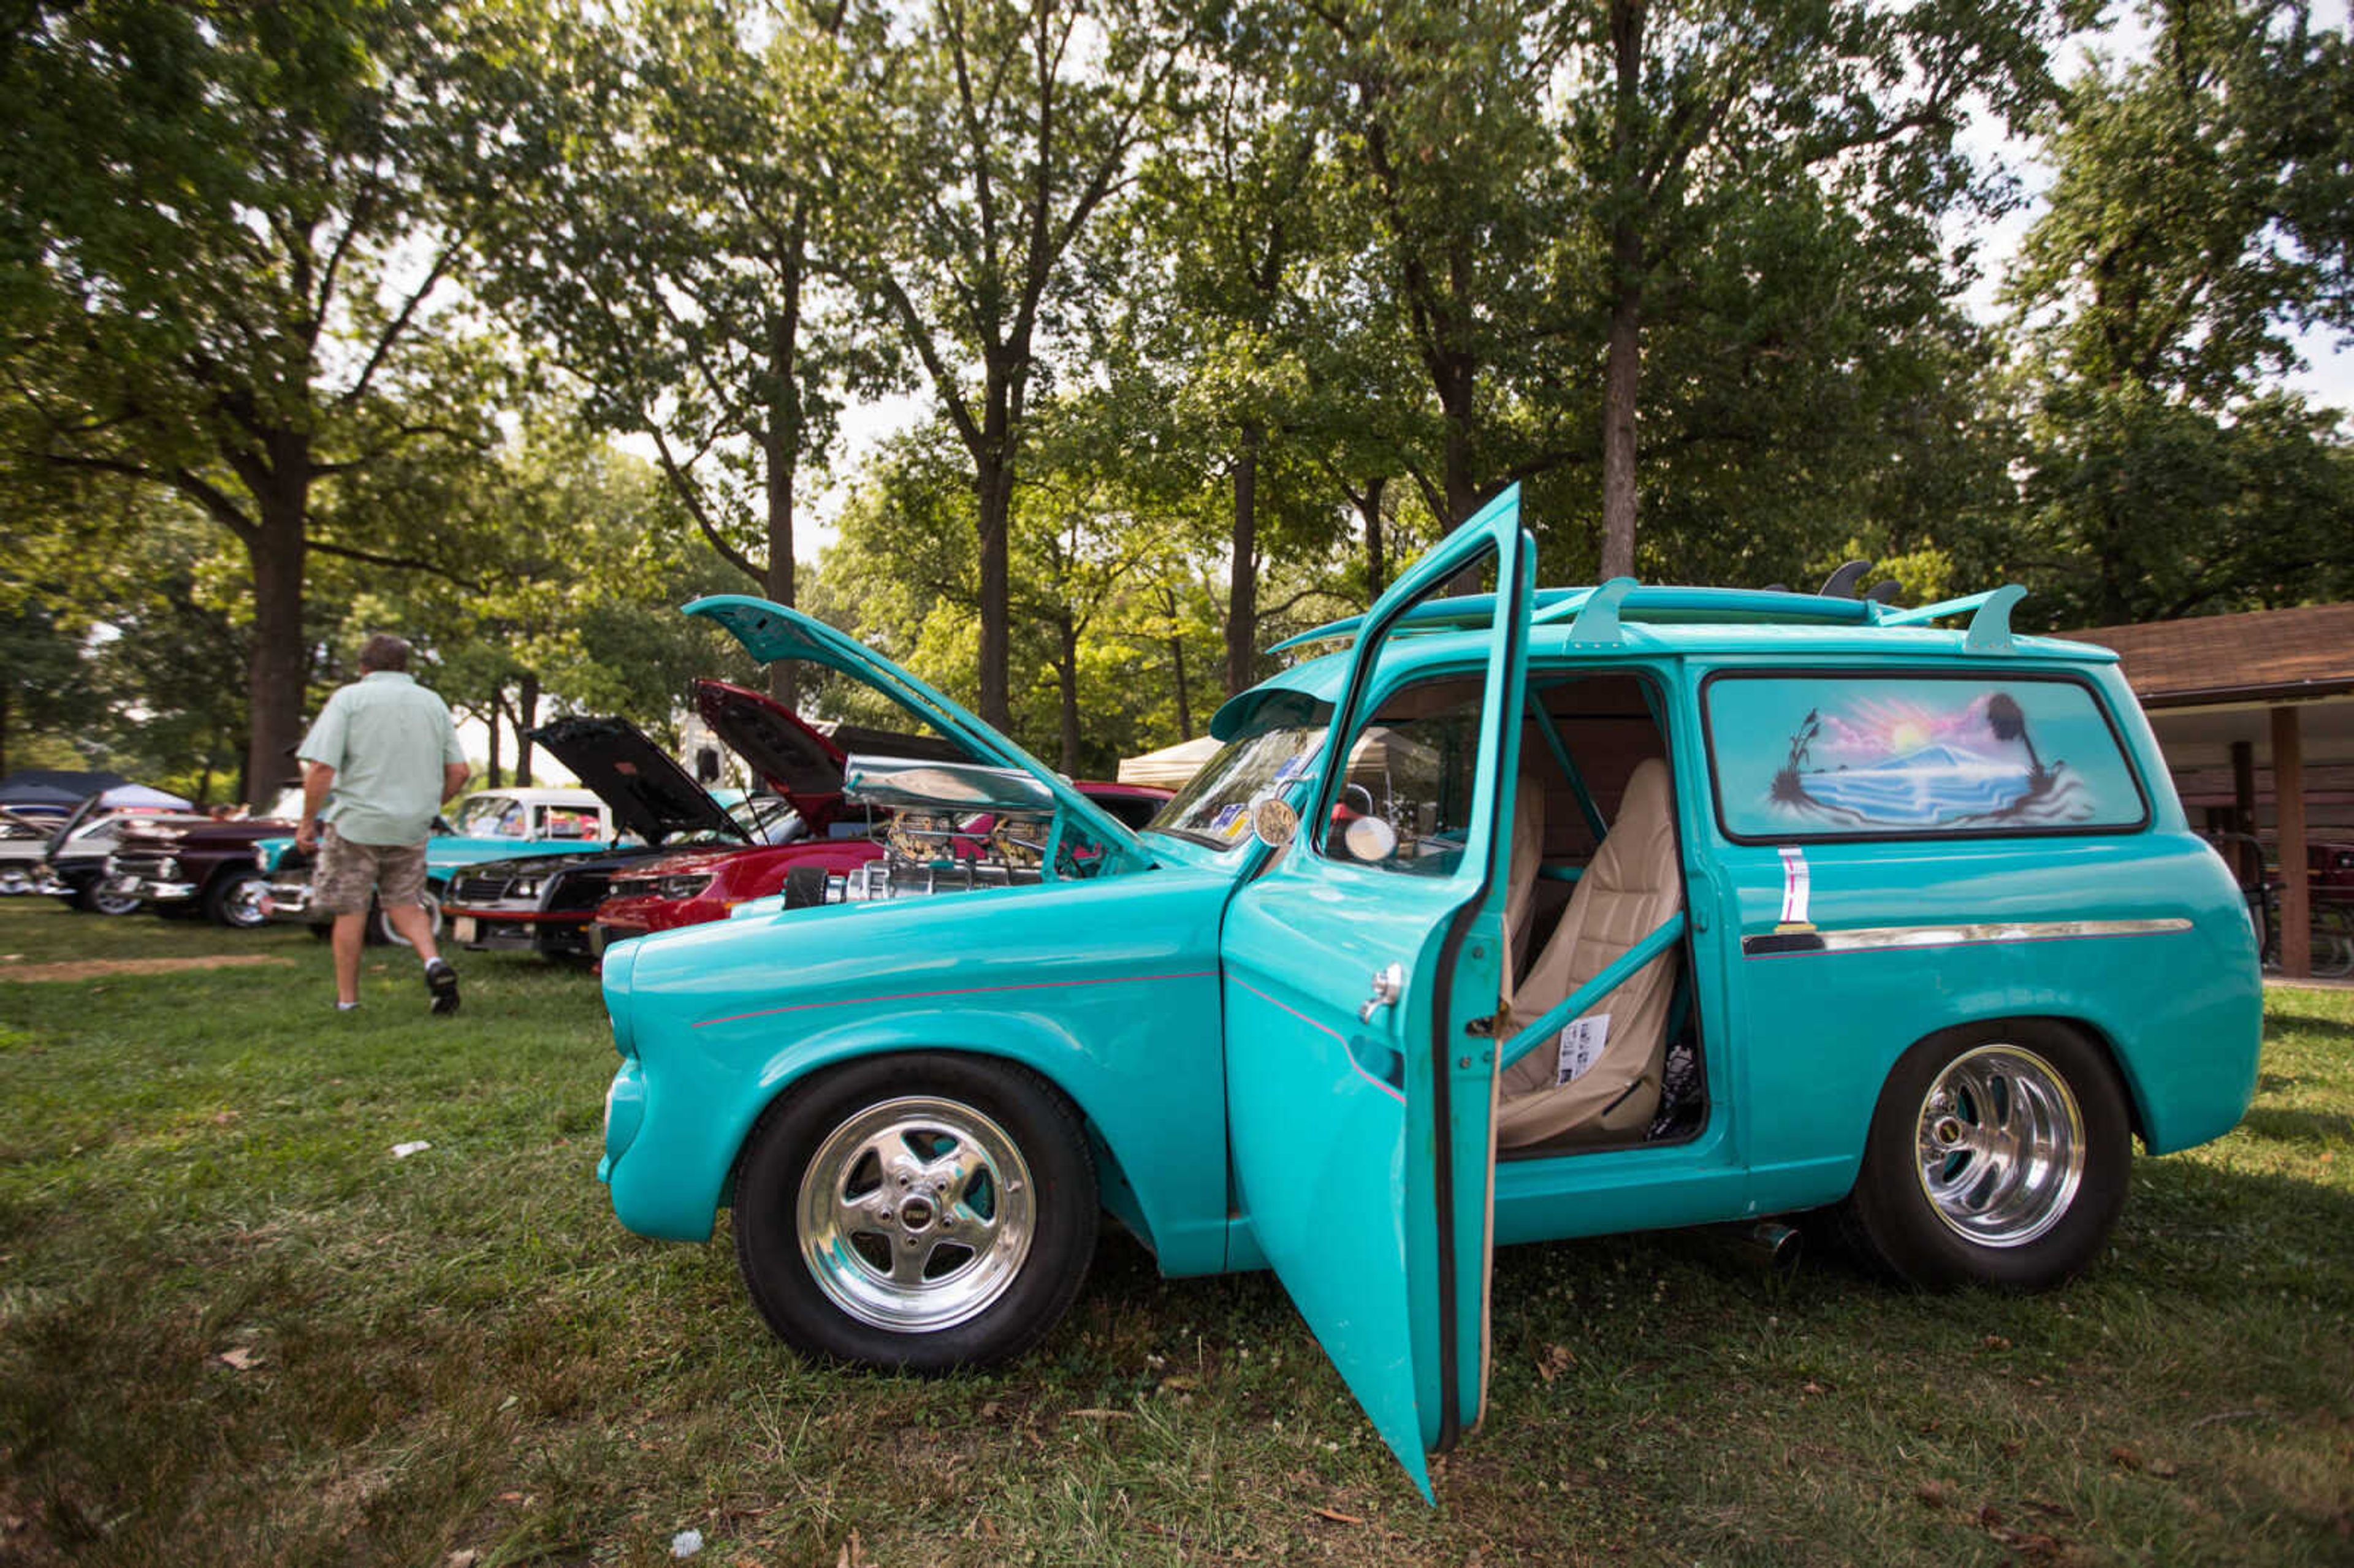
[683,596,1150,875]
[529,716,744,848]
[690,678,965,826]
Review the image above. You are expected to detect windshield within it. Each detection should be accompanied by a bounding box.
[667,794,804,848]
[454,795,520,837]
[1148,726,1329,850]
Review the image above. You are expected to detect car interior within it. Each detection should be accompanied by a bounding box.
[1323,668,1705,1159]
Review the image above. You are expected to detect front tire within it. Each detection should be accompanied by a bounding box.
[77,876,141,916]
[205,869,271,929]
[732,1053,1098,1371]
[1843,1020,2130,1292]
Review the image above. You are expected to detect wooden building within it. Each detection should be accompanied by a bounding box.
[2075,603,2354,978]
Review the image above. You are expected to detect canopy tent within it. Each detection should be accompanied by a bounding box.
[99,783,194,811]
[1118,736,1221,789]
[0,768,130,809]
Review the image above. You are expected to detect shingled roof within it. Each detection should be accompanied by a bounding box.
[2071,603,2354,709]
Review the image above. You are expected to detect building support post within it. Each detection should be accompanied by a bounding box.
[2271,706,2309,979]
[2230,739,2258,888]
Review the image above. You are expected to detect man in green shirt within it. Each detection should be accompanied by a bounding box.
[295,634,471,1014]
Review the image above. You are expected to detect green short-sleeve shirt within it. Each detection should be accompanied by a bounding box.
[296,672,467,846]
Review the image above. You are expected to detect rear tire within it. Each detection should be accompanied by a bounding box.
[732,1052,1097,1371]
[1842,1019,2130,1292]
[373,888,443,949]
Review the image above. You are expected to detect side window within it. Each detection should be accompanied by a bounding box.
[1320,677,1488,875]
[1704,672,2149,841]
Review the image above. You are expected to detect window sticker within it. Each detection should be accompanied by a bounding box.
[1707,676,2145,839]
[1209,802,1252,842]
[1555,1013,1612,1086]
[1272,752,1315,785]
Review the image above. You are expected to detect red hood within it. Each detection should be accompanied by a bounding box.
[691,678,966,826]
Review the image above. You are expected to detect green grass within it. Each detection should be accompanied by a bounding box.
[1,900,2348,1566]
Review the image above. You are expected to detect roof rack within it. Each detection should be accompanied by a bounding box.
[1265,581,2029,656]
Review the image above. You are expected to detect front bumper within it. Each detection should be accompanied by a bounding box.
[261,878,314,922]
[444,904,593,956]
[111,873,196,904]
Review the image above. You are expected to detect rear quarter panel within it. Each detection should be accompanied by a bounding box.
[1697,660,2261,1214]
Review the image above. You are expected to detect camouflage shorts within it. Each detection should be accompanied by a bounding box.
[312,825,429,915]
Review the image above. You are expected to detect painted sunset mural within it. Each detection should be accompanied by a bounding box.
[1768,687,2095,830]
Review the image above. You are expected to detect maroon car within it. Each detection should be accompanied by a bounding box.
[103,788,302,927]
[592,680,1169,951]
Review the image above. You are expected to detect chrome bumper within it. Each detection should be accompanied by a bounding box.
[115,874,197,903]
[262,878,314,921]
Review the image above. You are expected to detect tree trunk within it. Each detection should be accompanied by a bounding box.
[764,280,802,708]
[1441,378,1477,525]
[1360,474,1389,598]
[1226,422,1261,698]
[1599,0,1647,582]
[0,683,9,781]
[972,350,1019,733]
[1056,612,1082,775]
[515,673,539,785]
[242,466,310,811]
[1170,634,1194,737]
[485,694,503,789]
[1599,253,1644,580]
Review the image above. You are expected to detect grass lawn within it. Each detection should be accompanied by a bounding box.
[0,899,2348,1566]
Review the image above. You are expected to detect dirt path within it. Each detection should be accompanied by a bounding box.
[0,954,296,984]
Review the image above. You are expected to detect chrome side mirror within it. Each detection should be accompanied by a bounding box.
[1251,794,1299,849]
[1343,813,1398,863]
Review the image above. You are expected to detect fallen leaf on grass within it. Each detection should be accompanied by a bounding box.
[1538,1344,1575,1383]
[215,1347,261,1371]
[392,1141,431,1159]
[444,1551,479,1568]
[1982,1334,2012,1350]
[2108,1445,2143,1471]
[1914,1481,1949,1509]
[834,1529,864,1567]
[2145,1457,2179,1479]
[1800,1381,1824,1396]
[1311,1507,1365,1526]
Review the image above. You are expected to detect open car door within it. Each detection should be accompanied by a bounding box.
[1220,486,1533,1496]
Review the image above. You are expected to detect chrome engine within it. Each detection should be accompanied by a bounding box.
[798,755,1062,906]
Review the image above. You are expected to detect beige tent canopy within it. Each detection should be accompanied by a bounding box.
[1118,736,1221,789]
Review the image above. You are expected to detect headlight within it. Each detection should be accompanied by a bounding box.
[155,857,178,880]
[511,877,543,899]
[658,874,714,900]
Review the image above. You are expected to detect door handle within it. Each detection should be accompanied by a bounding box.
[1359,961,1406,1023]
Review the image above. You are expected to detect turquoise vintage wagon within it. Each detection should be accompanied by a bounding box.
[596,489,2260,1494]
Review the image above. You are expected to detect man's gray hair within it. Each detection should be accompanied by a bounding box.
[358,633,411,673]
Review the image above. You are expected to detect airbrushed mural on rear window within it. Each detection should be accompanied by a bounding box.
[1706,674,2149,839]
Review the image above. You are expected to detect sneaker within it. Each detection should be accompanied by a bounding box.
[424,958,460,1016]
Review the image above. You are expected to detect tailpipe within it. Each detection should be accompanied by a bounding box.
[1708,1219,1803,1276]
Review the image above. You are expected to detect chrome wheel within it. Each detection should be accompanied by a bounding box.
[795,1095,1035,1333]
[91,883,142,916]
[1914,1043,2085,1248]
[222,874,270,928]
[0,867,31,896]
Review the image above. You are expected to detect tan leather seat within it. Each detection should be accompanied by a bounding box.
[1495,757,1682,1148]
[1503,770,1546,984]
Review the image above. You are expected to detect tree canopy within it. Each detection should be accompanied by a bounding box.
[1,0,2347,785]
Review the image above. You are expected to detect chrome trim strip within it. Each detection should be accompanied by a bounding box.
[1742,916,2194,957]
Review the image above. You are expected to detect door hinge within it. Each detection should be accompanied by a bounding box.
[1464,1013,1502,1038]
